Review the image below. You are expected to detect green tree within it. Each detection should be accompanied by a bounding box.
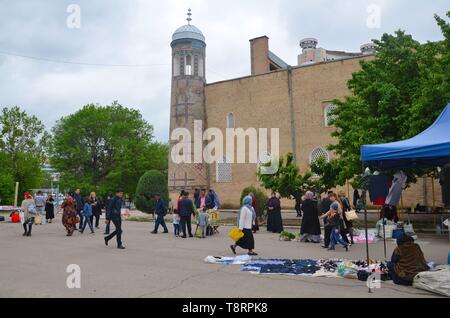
[239,186,268,217]
[135,170,168,214]
[50,102,168,197]
[0,106,49,204]
[257,153,314,200]
[310,157,345,195]
[329,12,450,184]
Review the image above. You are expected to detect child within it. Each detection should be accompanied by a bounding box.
[80,197,95,234]
[173,209,181,237]
[320,203,348,251]
[198,208,209,238]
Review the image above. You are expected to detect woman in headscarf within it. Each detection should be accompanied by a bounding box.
[387,234,428,286]
[299,191,321,243]
[266,191,283,233]
[61,192,77,236]
[230,196,258,256]
[21,192,36,237]
[45,194,55,223]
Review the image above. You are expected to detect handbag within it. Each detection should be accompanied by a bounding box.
[228,227,244,242]
[345,210,359,221]
[34,215,42,225]
[19,211,25,225]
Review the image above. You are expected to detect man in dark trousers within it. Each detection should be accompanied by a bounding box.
[105,189,125,249]
[320,191,333,249]
[73,188,83,231]
[151,193,169,234]
[179,191,195,238]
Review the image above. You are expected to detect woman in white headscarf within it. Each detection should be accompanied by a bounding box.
[230,196,258,256]
[299,191,321,243]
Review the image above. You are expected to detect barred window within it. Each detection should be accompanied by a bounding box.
[216,157,232,183]
[309,147,330,164]
[324,104,338,127]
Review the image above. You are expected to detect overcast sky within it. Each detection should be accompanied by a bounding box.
[0,0,448,142]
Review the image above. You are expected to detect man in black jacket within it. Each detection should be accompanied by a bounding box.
[320,191,333,248]
[151,193,168,234]
[179,191,195,238]
[105,189,125,249]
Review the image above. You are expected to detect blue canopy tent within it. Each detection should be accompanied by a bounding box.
[359,103,450,291]
[361,103,450,169]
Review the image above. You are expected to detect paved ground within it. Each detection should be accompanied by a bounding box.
[0,214,448,298]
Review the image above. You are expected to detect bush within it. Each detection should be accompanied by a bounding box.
[239,186,268,217]
[135,170,168,214]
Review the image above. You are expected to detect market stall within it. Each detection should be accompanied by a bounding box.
[360,103,450,279]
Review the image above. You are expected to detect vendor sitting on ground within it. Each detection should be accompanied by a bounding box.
[387,234,429,286]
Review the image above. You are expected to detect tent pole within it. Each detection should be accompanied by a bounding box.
[361,162,371,293]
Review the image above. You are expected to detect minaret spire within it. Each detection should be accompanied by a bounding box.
[187,8,192,25]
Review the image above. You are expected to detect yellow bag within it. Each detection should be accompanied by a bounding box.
[228,227,244,242]
[34,215,42,225]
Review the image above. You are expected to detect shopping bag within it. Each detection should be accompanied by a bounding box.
[345,210,359,221]
[34,215,42,225]
[19,211,25,225]
[11,212,21,223]
[228,227,244,242]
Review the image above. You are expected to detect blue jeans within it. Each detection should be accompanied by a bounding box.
[78,212,84,230]
[154,215,168,232]
[329,226,348,249]
[173,223,180,236]
[81,216,94,233]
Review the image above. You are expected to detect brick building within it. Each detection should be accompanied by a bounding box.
[168,12,442,209]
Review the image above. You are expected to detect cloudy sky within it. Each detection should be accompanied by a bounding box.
[0,0,448,142]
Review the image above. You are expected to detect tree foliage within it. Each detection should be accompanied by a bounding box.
[50,102,168,197]
[239,186,268,217]
[328,12,450,184]
[257,153,315,200]
[0,106,49,204]
[134,170,168,214]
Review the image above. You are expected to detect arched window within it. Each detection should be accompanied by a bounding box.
[309,147,330,164]
[324,104,338,127]
[216,157,232,183]
[185,55,192,75]
[226,112,235,128]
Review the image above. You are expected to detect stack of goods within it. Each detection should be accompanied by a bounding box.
[238,258,389,280]
[204,255,251,265]
[241,259,321,276]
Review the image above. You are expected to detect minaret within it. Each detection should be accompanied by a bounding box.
[168,9,208,196]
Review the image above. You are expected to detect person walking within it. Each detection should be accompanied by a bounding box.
[34,191,45,224]
[21,192,36,237]
[151,193,169,234]
[339,190,354,245]
[104,189,125,249]
[299,191,321,243]
[89,192,102,229]
[266,192,283,233]
[80,197,95,234]
[320,191,333,248]
[73,189,83,231]
[179,191,195,238]
[45,194,55,223]
[320,203,349,251]
[230,196,258,256]
[353,189,360,212]
[61,192,78,237]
